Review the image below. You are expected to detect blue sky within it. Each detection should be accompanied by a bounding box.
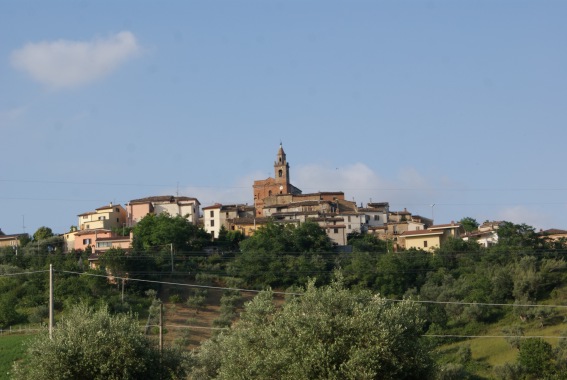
[1,1,566,235]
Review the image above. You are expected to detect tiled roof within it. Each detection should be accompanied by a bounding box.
[96,236,131,242]
[540,229,567,235]
[367,202,389,207]
[401,229,444,237]
[265,201,325,209]
[0,233,26,240]
[77,211,96,216]
[129,195,199,204]
[202,203,222,210]
[95,204,121,211]
[75,229,112,236]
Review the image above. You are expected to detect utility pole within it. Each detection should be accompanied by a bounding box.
[170,243,174,273]
[49,264,54,340]
[159,302,163,353]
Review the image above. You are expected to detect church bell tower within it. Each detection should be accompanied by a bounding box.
[274,143,290,193]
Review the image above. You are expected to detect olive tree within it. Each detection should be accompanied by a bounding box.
[12,303,188,380]
[190,276,434,379]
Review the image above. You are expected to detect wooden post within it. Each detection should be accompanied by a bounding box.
[49,264,54,340]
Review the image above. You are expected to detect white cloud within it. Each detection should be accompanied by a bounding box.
[10,31,141,88]
[293,163,437,208]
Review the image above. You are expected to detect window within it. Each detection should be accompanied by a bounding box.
[83,238,91,245]
[117,218,119,222]
[115,208,119,212]
[334,228,339,234]
[269,190,272,196]
[374,215,379,221]
[211,220,215,227]
[97,241,112,248]
[348,225,351,230]
[210,210,214,218]
[278,169,283,177]
[424,241,428,248]
[348,216,351,222]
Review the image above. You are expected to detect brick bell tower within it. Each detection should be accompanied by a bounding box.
[274,143,290,193]
[253,143,302,216]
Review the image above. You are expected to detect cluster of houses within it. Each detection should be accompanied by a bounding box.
[2,144,567,261]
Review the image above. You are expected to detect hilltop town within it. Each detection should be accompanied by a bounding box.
[1,144,566,259]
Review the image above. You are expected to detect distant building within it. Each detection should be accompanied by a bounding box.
[77,203,127,231]
[126,195,200,226]
[202,203,255,238]
[463,221,503,248]
[401,222,463,252]
[0,231,27,249]
[253,144,302,216]
[538,228,567,245]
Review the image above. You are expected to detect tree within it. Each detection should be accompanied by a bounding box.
[32,226,53,242]
[347,232,387,253]
[494,222,540,252]
[517,338,554,378]
[232,221,334,287]
[191,277,434,379]
[459,217,479,233]
[12,303,188,380]
[133,213,211,252]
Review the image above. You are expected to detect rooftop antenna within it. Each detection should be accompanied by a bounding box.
[22,215,25,234]
[176,182,179,197]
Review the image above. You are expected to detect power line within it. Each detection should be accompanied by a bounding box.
[0,270,49,277]
[3,178,567,192]
[58,270,300,296]
[58,270,567,309]
[425,334,567,340]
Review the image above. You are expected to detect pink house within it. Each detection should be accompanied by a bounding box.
[74,229,113,251]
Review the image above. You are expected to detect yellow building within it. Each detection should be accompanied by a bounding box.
[0,233,26,248]
[78,203,127,231]
[401,223,463,252]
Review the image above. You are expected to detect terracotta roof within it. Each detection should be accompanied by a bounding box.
[202,203,222,210]
[75,229,112,236]
[95,204,122,211]
[268,200,329,208]
[129,195,199,204]
[367,202,389,207]
[96,236,131,242]
[540,229,567,235]
[0,233,26,240]
[401,229,444,237]
[77,211,96,217]
[391,210,412,215]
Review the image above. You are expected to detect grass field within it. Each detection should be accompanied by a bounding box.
[0,334,33,380]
